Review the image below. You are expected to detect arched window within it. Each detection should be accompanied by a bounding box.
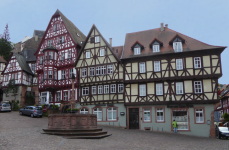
[93,107,102,121]
[80,108,88,114]
[107,107,117,121]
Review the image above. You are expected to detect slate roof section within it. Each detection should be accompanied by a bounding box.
[33,30,45,38]
[20,49,37,62]
[14,53,33,74]
[55,9,86,46]
[23,37,42,51]
[112,46,123,59]
[0,55,7,63]
[122,27,226,59]
[12,42,22,53]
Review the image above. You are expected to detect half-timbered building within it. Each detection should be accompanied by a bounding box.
[121,23,226,137]
[75,25,126,125]
[217,85,229,118]
[0,56,7,102]
[35,9,86,105]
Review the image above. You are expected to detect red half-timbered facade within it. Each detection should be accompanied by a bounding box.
[35,9,86,105]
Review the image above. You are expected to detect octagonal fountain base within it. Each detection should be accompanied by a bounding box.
[42,114,111,139]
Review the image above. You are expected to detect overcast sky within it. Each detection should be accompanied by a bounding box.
[0,0,228,84]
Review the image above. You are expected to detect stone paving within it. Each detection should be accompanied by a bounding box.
[0,111,229,150]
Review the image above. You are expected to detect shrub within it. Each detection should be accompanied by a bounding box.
[223,113,229,122]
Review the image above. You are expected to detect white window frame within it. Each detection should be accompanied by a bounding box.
[118,84,124,93]
[173,42,183,52]
[194,57,201,69]
[107,65,113,74]
[62,36,65,43]
[100,49,104,56]
[154,61,160,72]
[107,107,117,121]
[134,47,141,55]
[194,81,202,94]
[56,92,60,102]
[49,52,53,59]
[139,62,145,73]
[153,44,160,52]
[54,71,57,80]
[82,87,89,96]
[143,108,151,122]
[98,85,103,94]
[101,66,106,75]
[139,84,146,96]
[176,59,183,70]
[195,108,204,123]
[86,51,90,58]
[176,82,184,95]
[82,68,87,77]
[63,91,68,101]
[96,66,100,75]
[68,50,71,59]
[156,108,164,122]
[111,84,116,93]
[69,69,73,78]
[95,36,100,43]
[61,52,65,60]
[156,83,163,95]
[92,86,96,95]
[61,70,65,79]
[104,85,109,94]
[48,70,53,79]
[93,108,102,121]
[90,67,95,76]
[80,108,89,114]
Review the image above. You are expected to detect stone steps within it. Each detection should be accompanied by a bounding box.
[43,128,103,133]
[64,134,112,139]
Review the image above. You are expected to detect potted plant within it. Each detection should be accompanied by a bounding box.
[67,108,79,113]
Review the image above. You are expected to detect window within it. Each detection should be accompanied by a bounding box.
[111,84,116,93]
[54,71,57,79]
[194,57,201,69]
[57,24,60,31]
[95,36,100,43]
[63,91,68,101]
[153,44,160,52]
[173,42,182,52]
[98,85,103,94]
[31,64,35,72]
[11,74,14,79]
[195,108,204,123]
[100,49,104,56]
[39,56,43,65]
[82,68,87,77]
[96,66,100,75]
[139,84,146,96]
[45,52,48,59]
[107,65,113,74]
[48,40,53,46]
[56,92,60,102]
[176,82,183,94]
[143,108,151,122]
[154,61,160,72]
[68,50,71,59]
[15,73,18,80]
[101,66,106,75]
[107,107,117,121]
[156,83,163,95]
[194,81,202,94]
[61,52,65,60]
[90,67,95,76]
[49,93,53,102]
[62,36,64,43]
[53,24,56,32]
[92,86,97,95]
[80,108,88,114]
[176,59,183,70]
[49,52,53,59]
[93,108,102,121]
[61,70,65,79]
[172,109,189,130]
[59,36,64,44]
[44,71,47,79]
[118,84,124,93]
[69,69,73,78]
[86,51,90,58]
[156,108,164,122]
[82,87,89,96]
[48,70,52,79]
[134,47,141,55]
[139,62,145,73]
[104,85,109,94]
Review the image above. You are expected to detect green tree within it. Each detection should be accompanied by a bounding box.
[3,79,19,102]
[0,38,12,61]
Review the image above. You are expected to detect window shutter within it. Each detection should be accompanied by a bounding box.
[60,91,62,101]
[73,68,76,76]
[90,37,95,43]
[65,52,68,59]
[58,70,61,80]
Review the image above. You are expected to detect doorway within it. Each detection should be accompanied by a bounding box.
[129,108,139,129]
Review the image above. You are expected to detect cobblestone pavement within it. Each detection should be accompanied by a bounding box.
[0,112,229,150]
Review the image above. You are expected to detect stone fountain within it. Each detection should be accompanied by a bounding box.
[42,75,111,139]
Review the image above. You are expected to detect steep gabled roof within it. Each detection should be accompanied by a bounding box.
[0,55,7,63]
[14,53,33,74]
[75,24,120,66]
[23,37,42,51]
[122,27,226,59]
[20,49,37,62]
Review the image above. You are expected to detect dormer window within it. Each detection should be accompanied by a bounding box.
[134,47,141,55]
[173,42,182,52]
[131,42,144,55]
[150,39,163,53]
[153,44,160,52]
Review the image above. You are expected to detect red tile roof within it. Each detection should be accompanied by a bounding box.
[0,55,6,63]
[112,46,123,59]
[122,27,226,59]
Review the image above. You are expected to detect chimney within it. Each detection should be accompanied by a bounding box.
[109,38,112,47]
[165,24,168,28]
[160,23,164,31]
[35,35,38,41]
